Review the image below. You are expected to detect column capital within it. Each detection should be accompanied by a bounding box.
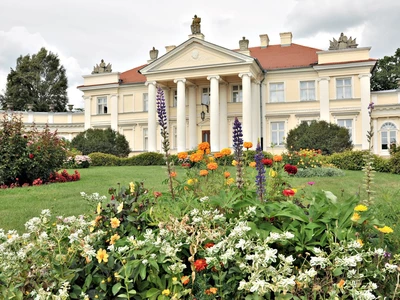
[173,78,186,84]
[110,94,118,99]
[358,74,372,79]
[238,72,252,79]
[207,75,220,81]
[317,77,330,82]
[145,81,157,86]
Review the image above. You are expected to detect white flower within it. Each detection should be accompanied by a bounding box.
[117,202,123,213]
[310,256,329,268]
[142,259,148,265]
[281,231,295,239]
[374,248,385,256]
[313,247,323,255]
[235,239,247,250]
[199,196,209,202]
[385,263,398,273]
[221,248,235,262]
[246,206,257,215]
[305,267,317,277]
[263,248,278,263]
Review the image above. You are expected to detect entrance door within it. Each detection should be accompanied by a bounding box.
[202,130,210,143]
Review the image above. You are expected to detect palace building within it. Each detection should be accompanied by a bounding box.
[7,17,400,156]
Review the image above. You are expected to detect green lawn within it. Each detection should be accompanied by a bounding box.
[1,166,399,232]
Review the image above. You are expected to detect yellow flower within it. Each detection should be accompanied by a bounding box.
[337,279,345,288]
[220,148,232,156]
[162,289,171,296]
[243,141,253,149]
[269,169,277,178]
[232,160,237,166]
[249,161,256,168]
[351,213,361,222]
[354,204,368,212]
[117,202,123,213]
[97,202,102,214]
[376,226,394,234]
[96,248,109,263]
[172,277,177,282]
[226,178,235,185]
[110,233,120,245]
[208,156,215,162]
[129,182,135,193]
[356,239,364,246]
[110,217,120,229]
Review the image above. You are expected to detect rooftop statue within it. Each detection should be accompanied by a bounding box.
[191,14,201,34]
[329,33,358,50]
[92,59,112,74]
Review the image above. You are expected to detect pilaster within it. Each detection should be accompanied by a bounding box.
[110,94,119,131]
[318,77,330,122]
[219,83,228,149]
[188,85,197,150]
[239,72,252,144]
[359,74,372,149]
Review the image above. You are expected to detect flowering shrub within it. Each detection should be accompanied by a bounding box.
[65,155,91,168]
[0,112,67,186]
[48,170,81,183]
[284,148,323,169]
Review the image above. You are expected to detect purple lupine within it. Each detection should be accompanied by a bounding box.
[255,140,266,201]
[233,117,244,189]
[156,87,175,199]
[156,87,169,153]
[368,102,374,117]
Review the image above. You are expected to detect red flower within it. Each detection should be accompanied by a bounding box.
[153,191,162,198]
[284,164,298,175]
[204,243,215,248]
[28,153,34,159]
[194,258,207,272]
[262,158,273,167]
[283,189,295,197]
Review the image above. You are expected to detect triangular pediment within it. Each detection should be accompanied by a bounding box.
[140,38,254,74]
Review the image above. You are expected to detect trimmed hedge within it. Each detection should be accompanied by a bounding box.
[390,152,400,174]
[89,152,165,167]
[295,167,345,177]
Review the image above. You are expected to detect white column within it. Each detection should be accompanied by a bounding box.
[188,86,197,150]
[207,75,220,151]
[261,81,267,150]
[48,112,54,124]
[219,83,228,149]
[373,119,378,154]
[318,77,330,122]
[110,94,118,131]
[145,81,157,152]
[359,74,372,149]
[251,81,260,145]
[84,96,91,130]
[239,73,252,144]
[174,78,186,152]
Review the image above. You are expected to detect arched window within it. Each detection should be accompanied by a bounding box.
[381,122,397,150]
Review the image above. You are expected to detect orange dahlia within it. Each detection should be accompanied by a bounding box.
[207,162,218,170]
[199,170,209,176]
[273,155,283,162]
[177,152,188,160]
[243,142,253,149]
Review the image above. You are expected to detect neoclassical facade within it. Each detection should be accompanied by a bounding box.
[6,21,400,156]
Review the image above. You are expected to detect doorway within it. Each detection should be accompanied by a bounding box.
[202,130,210,143]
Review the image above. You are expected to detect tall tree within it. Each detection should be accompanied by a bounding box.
[371,48,400,91]
[0,47,68,112]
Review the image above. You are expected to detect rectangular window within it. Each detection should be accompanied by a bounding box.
[143,93,148,112]
[143,128,148,150]
[232,85,243,103]
[337,119,353,141]
[300,81,315,101]
[336,78,352,99]
[202,87,210,106]
[269,83,284,102]
[172,90,177,107]
[97,97,108,114]
[381,131,396,150]
[271,121,285,146]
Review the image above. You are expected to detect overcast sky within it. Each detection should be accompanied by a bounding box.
[0,0,399,108]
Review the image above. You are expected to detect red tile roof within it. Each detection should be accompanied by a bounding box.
[119,64,147,84]
[316,58,377,66]
[247,43,320,70]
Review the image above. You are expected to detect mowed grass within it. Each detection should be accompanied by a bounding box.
[1,166,399,232]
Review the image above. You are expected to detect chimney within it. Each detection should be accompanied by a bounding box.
[165,45,176,53]
[280,32,292,47]
[259,34,270,48]
[238,37,250,56]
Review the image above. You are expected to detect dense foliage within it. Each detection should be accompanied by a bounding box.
[286,121,353,155]
[88,152,165,166]
[71,128,130,157]
[0,112,66,186]
[0,47,68,112]
[371,48,400,91]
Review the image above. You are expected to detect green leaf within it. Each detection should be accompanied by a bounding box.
[146,288,161,298]
[112,283,122,295]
